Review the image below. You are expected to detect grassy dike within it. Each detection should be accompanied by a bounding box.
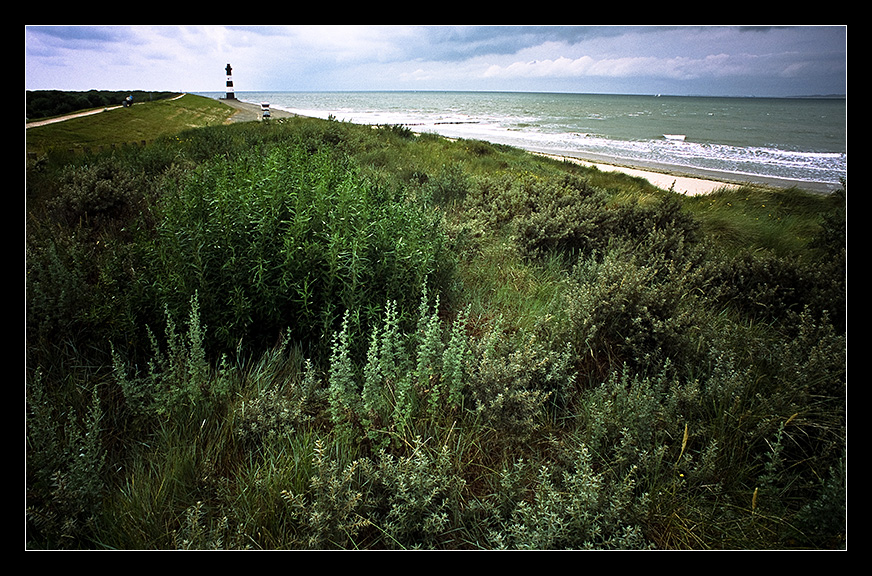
[26,94,846,550]
[26,93,237,155]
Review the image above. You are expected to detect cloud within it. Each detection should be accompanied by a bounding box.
[25,25,846,96]
[482,54,708,81]
[478,26,845,91]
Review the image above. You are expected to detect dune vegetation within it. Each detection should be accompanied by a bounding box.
[26,94,846,549]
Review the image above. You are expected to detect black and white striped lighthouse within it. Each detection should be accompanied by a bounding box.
[224,63,236,100]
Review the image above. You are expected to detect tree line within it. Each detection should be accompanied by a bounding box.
[26,90,180,120]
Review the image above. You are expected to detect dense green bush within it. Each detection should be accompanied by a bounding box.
[565,238,707,376]
[459,170,700,265]
[144,142,455,358]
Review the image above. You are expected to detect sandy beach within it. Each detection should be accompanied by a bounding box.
[220,98,838,196]
[531,151,839,196]
[530,152,740,196]
[577,160,739,196]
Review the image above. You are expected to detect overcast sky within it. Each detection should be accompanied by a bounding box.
[25,25,847,97]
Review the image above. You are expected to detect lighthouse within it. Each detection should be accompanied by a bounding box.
[224,63,236,100]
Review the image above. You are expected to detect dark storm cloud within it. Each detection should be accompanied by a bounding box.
[27,25,138,50]
[392,26,651,61]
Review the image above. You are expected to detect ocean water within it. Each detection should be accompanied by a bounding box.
[208,91,846,188]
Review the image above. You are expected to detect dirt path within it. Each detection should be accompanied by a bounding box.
[25,93,187,129]
[26,105,123,128]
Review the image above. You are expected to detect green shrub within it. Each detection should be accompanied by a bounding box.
[706,249,843,328]
[112,292,231,420]
[486,447,651,550]
[565,239,707,375]
[26,372,107,549]
[146,142,455,357]
[465,320,575,444]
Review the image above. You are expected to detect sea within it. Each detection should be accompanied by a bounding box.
[202,91,846,190]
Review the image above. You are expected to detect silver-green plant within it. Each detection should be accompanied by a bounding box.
[466,319,571,444]
[415,287,445,417]
[362,300,411,444]
[173,500,251,550]
[280,439,374,549]
[362,300,405,417]
[372,436,466,548]
[441,305,470,414]
[234,348,318,450]
[489,447,650,550]
[113,291,230,419]
[328,311,359,434]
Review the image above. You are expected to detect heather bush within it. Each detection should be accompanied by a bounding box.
[42,159,149,238]
[706,251,822,324]
[460,169,701,265]
[461,171,598,238]
[26,236,96,350]
[26,158,157,360]
[421,162,471,206]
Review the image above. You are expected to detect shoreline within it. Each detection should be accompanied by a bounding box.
[221,97,839,196]
[530,150,740,196]
[529,150,839,196]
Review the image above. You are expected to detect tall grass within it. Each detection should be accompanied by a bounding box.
[26,108,846,549]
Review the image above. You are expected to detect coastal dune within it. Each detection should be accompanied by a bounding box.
[222,97,834,196]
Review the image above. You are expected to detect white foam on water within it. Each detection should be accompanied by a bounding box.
[255,93,845,186]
